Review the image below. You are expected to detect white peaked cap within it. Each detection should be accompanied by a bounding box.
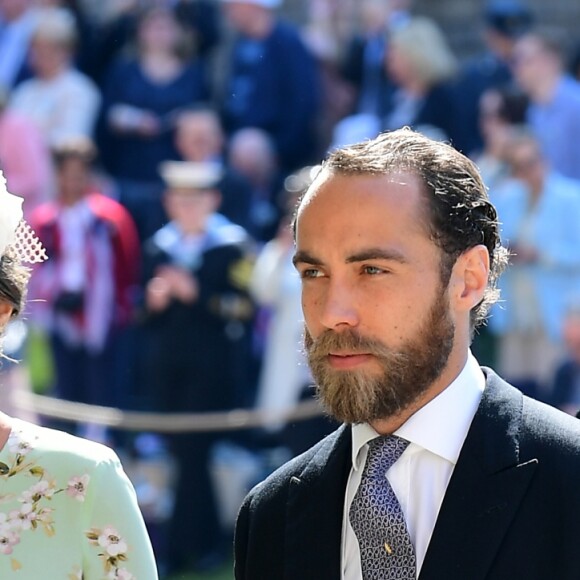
[159,161,223,190]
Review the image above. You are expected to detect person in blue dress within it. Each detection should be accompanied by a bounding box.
[99,6,208,242]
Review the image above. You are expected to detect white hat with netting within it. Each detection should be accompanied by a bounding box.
[0,172,47,264]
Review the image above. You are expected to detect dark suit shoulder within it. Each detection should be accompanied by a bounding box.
[520,393,580,459]
[234,425,349,579]
[483,368,580,459]
[246,425,348,505]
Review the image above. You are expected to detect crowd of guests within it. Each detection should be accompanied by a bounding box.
[3,0,580,575]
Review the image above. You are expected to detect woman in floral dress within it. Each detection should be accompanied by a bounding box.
[0,173,158,578]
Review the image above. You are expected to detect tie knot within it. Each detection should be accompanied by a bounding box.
[365,435,409,477]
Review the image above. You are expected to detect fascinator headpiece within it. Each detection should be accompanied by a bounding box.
[0,172,47,263]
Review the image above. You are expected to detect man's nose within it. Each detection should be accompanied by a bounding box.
[318,279,360,330]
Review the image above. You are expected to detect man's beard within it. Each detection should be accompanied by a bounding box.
[304,287,455,424]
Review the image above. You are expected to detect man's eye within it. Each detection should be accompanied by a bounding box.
[363,265,384,275]
[301,268,322,279]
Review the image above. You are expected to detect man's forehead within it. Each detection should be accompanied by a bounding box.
[298,168,422,213]
[297,168,332,207]
[294,168,432,249]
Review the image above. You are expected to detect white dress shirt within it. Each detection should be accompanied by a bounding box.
[341,352,485,579]
[58,201,92,292]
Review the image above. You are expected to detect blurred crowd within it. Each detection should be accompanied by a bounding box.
[3,0,580,575]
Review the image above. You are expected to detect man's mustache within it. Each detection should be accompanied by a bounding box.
[305,329,391,359]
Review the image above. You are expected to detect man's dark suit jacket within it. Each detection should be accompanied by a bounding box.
[234,369,580,579]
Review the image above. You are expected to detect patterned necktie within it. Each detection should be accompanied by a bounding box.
[349,435,417,579]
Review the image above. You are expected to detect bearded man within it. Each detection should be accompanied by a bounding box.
[234,128,580,580]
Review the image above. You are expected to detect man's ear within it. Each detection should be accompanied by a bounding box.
[451,245,490,313]
[0,301,14,331]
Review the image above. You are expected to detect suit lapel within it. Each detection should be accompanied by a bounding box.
[420,370,538,580]
[284,424,352,580]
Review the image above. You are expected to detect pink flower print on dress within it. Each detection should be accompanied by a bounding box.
[19,479,55,503]
[106,567,135,579]
[0,515,20,555]
[0,530,19,555]
[86,525,134,576]
[10,503,37,531]
[98,526,128,557]
[66,474,90,502]
[8,436,32,457]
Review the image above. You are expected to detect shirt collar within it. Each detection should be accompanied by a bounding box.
[351,352,485,470]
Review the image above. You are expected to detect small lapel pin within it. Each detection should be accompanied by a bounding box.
[384,542,393,555]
